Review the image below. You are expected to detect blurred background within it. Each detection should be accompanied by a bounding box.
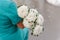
[13,0,60,40]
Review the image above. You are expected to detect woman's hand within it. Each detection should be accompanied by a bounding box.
[17,21,25,29]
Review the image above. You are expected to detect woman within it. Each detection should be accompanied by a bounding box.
[0,0,29,40]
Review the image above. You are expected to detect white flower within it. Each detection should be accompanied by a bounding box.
[33,25,43,36]
[18,5,29,18]
[31,14,44,36]
[23,18,34,29]
[36,14,44,25]
[25,9,38,22]
[23,9,38,29]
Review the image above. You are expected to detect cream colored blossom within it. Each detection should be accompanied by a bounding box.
[33,25,43,36]
[18,5,29,18]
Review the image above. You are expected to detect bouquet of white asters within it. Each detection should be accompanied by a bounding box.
[18,5,44,36]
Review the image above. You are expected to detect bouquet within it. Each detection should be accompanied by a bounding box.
[18,5,44,36]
